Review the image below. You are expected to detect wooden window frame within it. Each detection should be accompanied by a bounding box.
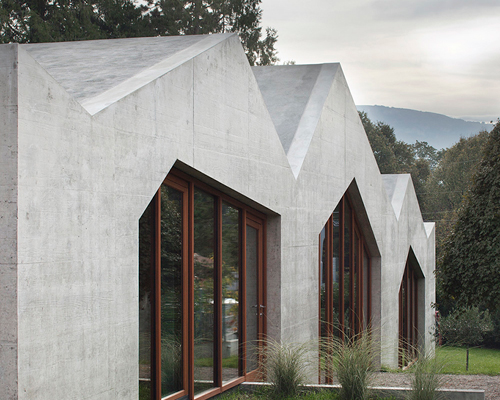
[141,168,267,400]
[319,194,372,383]
[398,258,419,368]
[319,194,372,339]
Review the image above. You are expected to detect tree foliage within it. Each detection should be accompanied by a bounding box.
[439,306,493,370]
[359,111,440,208]
[0,0,278,65]
[439,121,500,312]
[145,0,278,65]
[423,131,489,220]
[423,131,489,315]
[439,307,493,348]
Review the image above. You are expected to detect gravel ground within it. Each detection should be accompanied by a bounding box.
[370,372,500,400]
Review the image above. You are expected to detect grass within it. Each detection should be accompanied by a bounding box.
[321,333,376,400]
[195,355,239,368]
[405,351,445,400]
[215,388,338,399]
[259,339,311,397]
[436,346,500,375]
[215,387,398,400]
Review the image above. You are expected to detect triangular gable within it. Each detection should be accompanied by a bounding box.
[23,33,233,115]
[381,174,411,220]
[424,222,435,238]
[252,63,339,178]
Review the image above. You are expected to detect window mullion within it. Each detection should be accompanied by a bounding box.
[188,182,195,398]
[240,209,247,375]
[215,197,223,388]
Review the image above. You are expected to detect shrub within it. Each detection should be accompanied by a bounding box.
[406,350,444,400]
[258,338,311,398]
[321,332,376,400]
[439,306,493,370]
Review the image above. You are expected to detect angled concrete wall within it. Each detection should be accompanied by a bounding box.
[0,33,435,399]
[0,43,19,400]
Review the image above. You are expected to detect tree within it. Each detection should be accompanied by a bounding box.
[439,307,492,370]
[423,131,489,221]
[359,111,436,208]
[0,0,279,65]
[0,0,147,43]
[419,132,489,315]
[144,0,278,65]
[440,121,500,313]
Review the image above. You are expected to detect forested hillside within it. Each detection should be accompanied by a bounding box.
[358,105,493,150]
[361,111,500,346]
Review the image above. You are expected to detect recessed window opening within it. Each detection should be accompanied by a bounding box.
[139,169,266,400]
[398,255,420,368]
[319,193,372,382]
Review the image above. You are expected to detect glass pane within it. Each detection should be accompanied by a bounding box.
[246,225,259,373]
[332,206,340,337]
[343,201,351,337]
[353,232,359,334]
[139,201,154,399]
[222,203,240,383]
[320,225,327,339]
[160,185,184,397]
[363,250,369,329]
[193,188,215,394]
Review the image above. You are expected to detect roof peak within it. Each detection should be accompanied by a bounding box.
[22,34,235,114]
[252,63,340,178]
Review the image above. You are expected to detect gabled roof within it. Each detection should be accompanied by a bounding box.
[381,174,411,220]
[23,33,233,114]
[252,64,340,178]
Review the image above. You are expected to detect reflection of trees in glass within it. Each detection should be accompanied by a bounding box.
[344,202,351,337]
[160,186,184,397]
[222,204,239,331]
[139,201,154,390]
[193,188,215,392]
[161,334,183,394]
[193,189,215,342]
[222,204,240,381]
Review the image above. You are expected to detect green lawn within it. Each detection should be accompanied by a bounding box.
[215,388,397,400]
[436,346,500,375]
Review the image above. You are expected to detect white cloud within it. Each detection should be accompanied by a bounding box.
[261,0,500,121]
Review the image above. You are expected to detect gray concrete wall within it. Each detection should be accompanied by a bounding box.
[0,43,19,400]
[0,33,435,398]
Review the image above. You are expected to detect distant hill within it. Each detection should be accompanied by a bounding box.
[356,105,493,149]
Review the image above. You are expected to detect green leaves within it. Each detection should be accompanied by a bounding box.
[0,0,279,65]
[439,307,493,348]
[440,121,500,313]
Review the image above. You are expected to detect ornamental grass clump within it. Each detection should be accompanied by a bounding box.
[322,332,376,400]
[406,350,445,400]
[258,338,311,398]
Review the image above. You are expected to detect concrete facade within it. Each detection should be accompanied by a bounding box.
[0,34,435,399]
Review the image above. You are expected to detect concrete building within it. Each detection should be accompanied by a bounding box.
[0,33,435,400]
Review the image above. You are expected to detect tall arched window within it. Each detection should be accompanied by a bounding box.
[139,169,266,400]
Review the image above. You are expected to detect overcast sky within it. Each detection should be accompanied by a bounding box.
[260,0,500,122]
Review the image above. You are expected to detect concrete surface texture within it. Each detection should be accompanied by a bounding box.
[0,33,435,399]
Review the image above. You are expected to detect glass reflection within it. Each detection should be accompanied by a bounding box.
[363,250,369,329]
[193,188,215,394]
[332,206,340,337]
[246,225,258,372]
[160,186,183,397]
[343,201,351,337]
[320,225,327,340]
[353,231,359,334]
[222,203,240,382]
[139,201,154,399]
